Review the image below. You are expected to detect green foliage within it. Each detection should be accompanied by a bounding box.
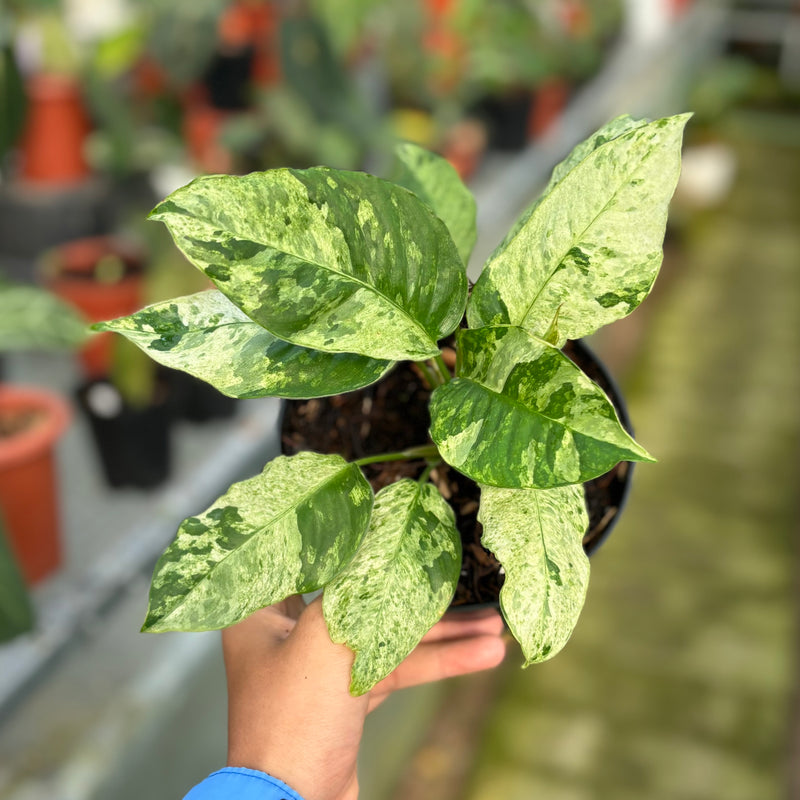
[0,282,87,352]
[103,116,689,692]
[324,479,461,694]
[0,514,34,643]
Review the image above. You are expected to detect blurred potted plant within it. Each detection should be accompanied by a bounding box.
[76,335,172,489]
[0,1,131,266]
[0,279,85,585]
[98,113,689,691]
[41,235,146,379]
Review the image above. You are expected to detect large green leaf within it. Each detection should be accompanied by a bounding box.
[479,484,589,665]
[430,327,653,488]
[143,452,373,632]
[323,479,461,695]
[391,141,477,265]
[0,517,34,643]
[467,114,690,345]
[95,291,393,399]
[150,167,467,361]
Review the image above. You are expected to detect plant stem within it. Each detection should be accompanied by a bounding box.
[355,444,440,467]
[432,353,452,384]
[416,360,441,389]
[417,462,437,485]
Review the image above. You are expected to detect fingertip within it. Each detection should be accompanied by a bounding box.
[473,633,508,670]
[445,633,507,678]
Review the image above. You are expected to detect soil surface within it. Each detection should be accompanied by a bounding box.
[0,408,47,440]
[281,340,630,607]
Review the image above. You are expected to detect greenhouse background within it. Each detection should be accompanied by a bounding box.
[0,1,799,798]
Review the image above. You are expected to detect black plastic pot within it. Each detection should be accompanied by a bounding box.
[279,338,635,608]
[566,338,635,556]
[167,371,237,424]
[77,380,171,489]
[472,91,533,151]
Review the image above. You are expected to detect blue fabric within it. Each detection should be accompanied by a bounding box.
[183,767,306,800]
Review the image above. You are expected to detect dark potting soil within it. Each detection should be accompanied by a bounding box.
[280,341,631,607]
[0,408,46,440]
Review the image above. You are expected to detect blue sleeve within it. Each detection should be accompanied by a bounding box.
[183,767,306,800]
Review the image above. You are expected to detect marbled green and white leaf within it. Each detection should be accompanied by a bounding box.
[467,114,690,345]
[479,484,589,665]
[95,291,393,399]
[150,167,467,361]
[541,114,650,201]
[143,452,373,632]
[432,328,653,488]
[391,141,477,265]
[323,479,461,695]
[503,116,650,245]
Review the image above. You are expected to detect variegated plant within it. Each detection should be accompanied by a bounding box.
[97,113,689,694]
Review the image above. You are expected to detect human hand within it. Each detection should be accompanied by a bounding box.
[223,595,506,800]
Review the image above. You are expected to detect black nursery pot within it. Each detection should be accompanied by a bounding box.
[77,380,171,489]
[167,371,237,423]
[472,91,533,151]
[280,339,635,608]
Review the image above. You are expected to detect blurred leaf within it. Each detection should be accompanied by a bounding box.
[0,515,34,643]
[0,284,87,352]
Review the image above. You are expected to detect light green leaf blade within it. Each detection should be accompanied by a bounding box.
[0,284,87,352]
[432,329,653,488]
[502,117,650,247]
[467,114,690,344]
[391,141,478,265]
[95,291,393,399]
[143,452,373,632]
[541,114,650,201]
[150,167,467,361]
[480,484,589,665]
[323,479,462,695]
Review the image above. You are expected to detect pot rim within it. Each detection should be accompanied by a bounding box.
[0,385,72,469]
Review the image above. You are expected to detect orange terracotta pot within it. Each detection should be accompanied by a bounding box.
[528,78,570,139]
[0,386,71,584]
[43,237,145,379]
[18,73,91,187]
[183,103,234,174]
